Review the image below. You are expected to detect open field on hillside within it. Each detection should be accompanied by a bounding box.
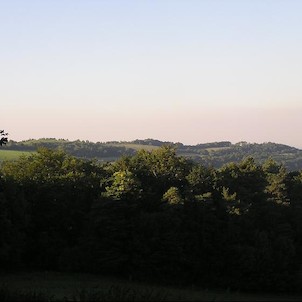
[0,272,301,301]
[0,150,34,161]
[108,143,161,151]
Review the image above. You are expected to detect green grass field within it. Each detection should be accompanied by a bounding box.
[0,150,34,161]
[108,143,161,151]
[0,272,301,301]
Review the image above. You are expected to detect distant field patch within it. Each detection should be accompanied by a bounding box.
[0,150,34,161]
[108,143,160,151]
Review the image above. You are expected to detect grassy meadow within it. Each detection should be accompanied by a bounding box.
[108,143,161,151]
[0,272,301,301]
[0,150,34,161]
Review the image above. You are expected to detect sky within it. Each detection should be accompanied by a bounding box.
[1,0,302,147]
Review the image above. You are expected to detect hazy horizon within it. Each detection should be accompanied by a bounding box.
[2,0,302,148]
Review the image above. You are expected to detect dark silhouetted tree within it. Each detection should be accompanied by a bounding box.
[0,130,8,146]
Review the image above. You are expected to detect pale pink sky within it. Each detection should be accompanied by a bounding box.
[1,1,302,148]
[3,105,302,148]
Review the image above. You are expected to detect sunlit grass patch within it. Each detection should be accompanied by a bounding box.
[0,150,34,161]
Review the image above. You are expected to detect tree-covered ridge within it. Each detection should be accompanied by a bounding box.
[4,138,302,171]
[5,138,137,160]
[189,141,302,171]
[1,146,302,292]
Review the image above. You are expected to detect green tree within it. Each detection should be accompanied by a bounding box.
[216,157,267,213]
[162,186,184,205]
[103,170,142,201]
[186,165,214,194]
[1,148,104,269]
[262,158,289,204]
[130,146,191,196]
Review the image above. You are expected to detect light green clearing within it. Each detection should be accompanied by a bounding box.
[108,143,161,151]
[0,149,34,161]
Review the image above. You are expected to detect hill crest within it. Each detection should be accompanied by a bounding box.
[2,138,302,171]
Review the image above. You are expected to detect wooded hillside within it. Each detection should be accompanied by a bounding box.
[3,138,302,171]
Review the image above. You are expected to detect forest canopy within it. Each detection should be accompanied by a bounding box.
[1,146,302,292]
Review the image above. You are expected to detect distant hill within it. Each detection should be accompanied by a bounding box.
[2,138,302,171]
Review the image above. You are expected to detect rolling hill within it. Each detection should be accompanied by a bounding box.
[1,138,302,171]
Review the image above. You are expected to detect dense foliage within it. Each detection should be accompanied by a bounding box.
[1,146,302,292]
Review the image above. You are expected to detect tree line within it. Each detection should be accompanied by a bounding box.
[5,138,302,171]
[1,146,302,292]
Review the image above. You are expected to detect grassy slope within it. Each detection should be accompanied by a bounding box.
[0,150,34,161]
[108,143,160,151]
[0,272,301,301]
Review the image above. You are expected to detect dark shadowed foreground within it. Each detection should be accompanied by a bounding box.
[0,271,302,301]
[2,147,302,297]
